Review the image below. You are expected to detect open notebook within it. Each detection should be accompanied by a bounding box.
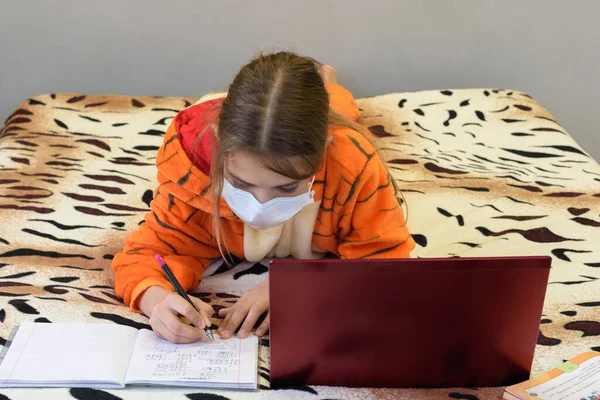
[0,322,258,389]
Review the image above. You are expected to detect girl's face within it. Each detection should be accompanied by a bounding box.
[225,151,311,204]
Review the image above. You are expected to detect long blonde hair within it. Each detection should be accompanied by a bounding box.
[193,52,405,257]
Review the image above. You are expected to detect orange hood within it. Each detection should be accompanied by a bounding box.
[155,99,237,219]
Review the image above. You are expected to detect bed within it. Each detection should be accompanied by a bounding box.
[0,88,598,400]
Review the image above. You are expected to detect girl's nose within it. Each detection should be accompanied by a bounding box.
[252,189,273,204]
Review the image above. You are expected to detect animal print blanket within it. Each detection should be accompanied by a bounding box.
[0,89,598,400]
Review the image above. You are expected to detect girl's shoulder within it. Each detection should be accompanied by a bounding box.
[325,126,377,177]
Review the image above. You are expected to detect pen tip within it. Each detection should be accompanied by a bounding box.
[205,328,215,341]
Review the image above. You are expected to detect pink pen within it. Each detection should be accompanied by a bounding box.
[154,254,214,341]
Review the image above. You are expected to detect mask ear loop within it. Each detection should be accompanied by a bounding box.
[308,175,316,191]
[307,175,317,199]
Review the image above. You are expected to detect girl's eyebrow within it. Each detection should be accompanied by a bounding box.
[228,172,253,186]
[228,171,300,188]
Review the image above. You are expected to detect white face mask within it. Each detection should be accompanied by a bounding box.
[222,176,316,228]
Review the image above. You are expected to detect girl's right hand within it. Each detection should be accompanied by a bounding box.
[139,286,214,344]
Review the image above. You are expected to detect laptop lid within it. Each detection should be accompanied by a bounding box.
[269,256,551,388]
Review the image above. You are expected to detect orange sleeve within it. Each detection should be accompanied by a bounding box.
[336,138,415,259]
[326,83,361,122]
[112,191,220,311]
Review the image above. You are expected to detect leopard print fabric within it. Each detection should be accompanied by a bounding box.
[0,89,598,400]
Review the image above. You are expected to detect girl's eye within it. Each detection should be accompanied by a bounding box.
[232,180,248,190]
[279,186,298,194]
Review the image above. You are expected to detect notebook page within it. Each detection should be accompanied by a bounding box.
[0,322,138,388]
[522,356,600,399]
[125,329,258,389]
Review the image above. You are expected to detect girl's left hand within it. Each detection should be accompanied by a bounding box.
[217,279,269,339]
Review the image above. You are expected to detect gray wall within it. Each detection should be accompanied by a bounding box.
[1,0,598,160]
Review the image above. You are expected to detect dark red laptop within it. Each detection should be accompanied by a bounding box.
[268,256,551,388]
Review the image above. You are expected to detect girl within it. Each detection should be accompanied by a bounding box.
[112,52,415,344]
